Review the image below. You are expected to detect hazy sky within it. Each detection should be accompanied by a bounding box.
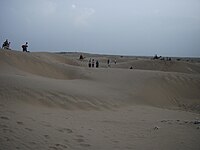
[0,0,200,56]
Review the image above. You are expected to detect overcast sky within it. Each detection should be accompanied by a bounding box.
[0,0,200,57]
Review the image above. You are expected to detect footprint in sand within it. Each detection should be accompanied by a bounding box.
[44,135,50,139]
[29,141,36,145]
[3,128,13,133]
[43,124,52,127]
[4,137,13,141]
[76,135,84,138]
[49,146,58,150]
[112,140,119,143]
[55,143,68,148]
[80,143,91,147]
[49,143,68,149]
[17,121,24,125]
[0,116,9,120]
[0,124,8,128]
[74,138,85,143]
[25,128,33,131]
[57,128,73,134]
[74,135,91,147]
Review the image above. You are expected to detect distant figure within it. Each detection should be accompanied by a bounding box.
[107,59,110,67]
[79,54,84,60]
[88,58,91,68]
[92,59,95,68]
[22,42,28,52]
[153,54,161,60]
[96,60,99,68]
[130,66,133,69]
[114,58,117,64]
[166,57,171,61]
[2,39,11,50]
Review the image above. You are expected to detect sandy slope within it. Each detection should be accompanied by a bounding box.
[0,49,200,150]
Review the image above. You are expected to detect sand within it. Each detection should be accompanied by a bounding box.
[0,49,200,150]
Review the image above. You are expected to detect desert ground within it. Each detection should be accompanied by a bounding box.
[0,49,200,150]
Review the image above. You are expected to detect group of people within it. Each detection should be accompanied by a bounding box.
[88,58,99,68]
[1,39,29,52]
[88,58,117,68]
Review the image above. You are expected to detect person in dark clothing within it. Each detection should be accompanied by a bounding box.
[22,42,28,52]
[79,54,84,60]
[2,39,10,49]
[88,58,91,68]
[107,59,110,67]
[96,60,99,68]
[92,59,95,68]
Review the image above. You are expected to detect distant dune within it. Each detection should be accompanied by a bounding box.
[0,49,200,150]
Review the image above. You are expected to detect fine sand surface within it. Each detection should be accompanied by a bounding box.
[0,49,200,150]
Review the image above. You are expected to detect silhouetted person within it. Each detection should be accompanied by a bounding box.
[2,39,10,49]
[79,54,84,60]
[96,60,99,68]
[107,59,110,67]
[92,59,95,68]
[22,42,28,52]
[88,58,91,67]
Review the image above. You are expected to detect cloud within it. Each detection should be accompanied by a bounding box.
[72,4,76,9]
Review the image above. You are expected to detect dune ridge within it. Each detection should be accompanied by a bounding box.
[0,49,200,112]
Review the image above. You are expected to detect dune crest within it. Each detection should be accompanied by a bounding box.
[0,50,85,80]
[0,49,200,112]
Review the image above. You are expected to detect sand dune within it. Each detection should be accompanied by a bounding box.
[0,49,200,150]
[0,50,84,80]
[1,49,199,111]
[113,58,200,74]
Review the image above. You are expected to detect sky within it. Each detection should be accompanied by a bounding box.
[0,0,200,57]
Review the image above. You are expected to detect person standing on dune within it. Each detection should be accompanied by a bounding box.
[96,60,99,68]
[2,39,11,50]
[107,59,110,67]
[88,58,91,67]
[22,42,28,52]
[92,59,95,68]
